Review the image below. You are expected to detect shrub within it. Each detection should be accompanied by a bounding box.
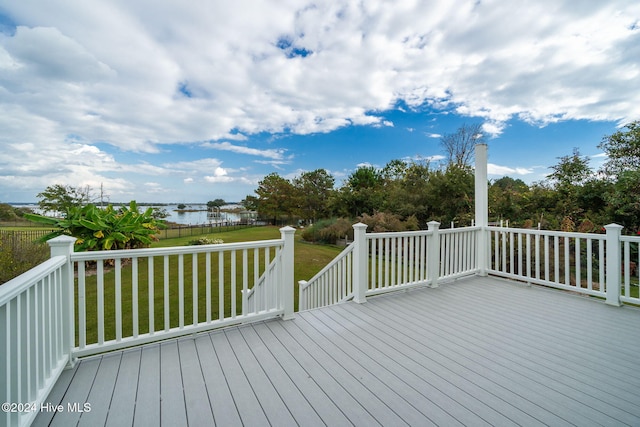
[0,233,49,284]
[25,201,166,251]
[301,213,420,244]
[188,237,224,245]
[359,212,419,232]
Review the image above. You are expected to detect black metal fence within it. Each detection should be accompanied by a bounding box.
[157,221,264,239]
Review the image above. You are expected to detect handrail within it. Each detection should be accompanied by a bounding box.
[69,238,284,261]
[301,243,354,289]
[298,243,354,310]
[1,252,72,427]
[486,225,602,240]
[71,237,288,357]
[0,256,66,305]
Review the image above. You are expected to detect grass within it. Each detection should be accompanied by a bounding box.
[75,226,343,345]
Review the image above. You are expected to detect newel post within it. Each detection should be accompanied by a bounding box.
[604,224,623,307]
[47,235,77,367]
[280,226,296,320]
[427,221,441,287]
[352,222,368,303]
[475,143,489,276]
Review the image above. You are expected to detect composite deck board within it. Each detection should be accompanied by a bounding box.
[293,311,494,426]
[349,286,626,426]
[77,352,120,426]
[237,325,326,426]
[249,322,353,426]
[308,307,544,426]
[208,329,270,426]
[193,334,242,427]
[133,344,160,427]
[328,300,581,427]
[178,339,215,427]
[104,348,141,427]
[159,340,188,427]
[445,284,640,403]
[326,297,576,426]
[48,357,99,427]
[35,276,640,426]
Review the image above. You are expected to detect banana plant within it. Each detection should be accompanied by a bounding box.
[25,201,166,251]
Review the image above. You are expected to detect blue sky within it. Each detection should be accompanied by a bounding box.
[0,1,638,203]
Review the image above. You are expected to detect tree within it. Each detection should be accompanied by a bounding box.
[604,169,640,232]
[547,148,592,187]
[381,159,432,223]
[440,123,485,167]
[255,173,295,224]
[241,195,259,211]
[207,199,226,209]
[489,177,529,224]
[293,169,335,223]
[0,203,19,221]
[338,166,384,217]
[423,165,475,225]
[598,120,640,177]
[546,148,593,222]
[36,184,94,215]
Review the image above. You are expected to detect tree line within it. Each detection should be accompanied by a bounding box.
[247,121,640,234]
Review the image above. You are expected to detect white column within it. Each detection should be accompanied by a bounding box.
[280,226,296,319]
[47,235,77,367]
[352,223,369,303]
[475,143,489,276]
[427,221,441,287]
[604,224,623,307]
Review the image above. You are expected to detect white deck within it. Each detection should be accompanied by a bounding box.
[34,276,640,426]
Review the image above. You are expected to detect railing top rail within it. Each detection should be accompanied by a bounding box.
[440,226,480,235]
[69,238,285,261]
[486,226,604,240]
[620,235,640,243]
[0,255,67,306]
[366,229,434,239]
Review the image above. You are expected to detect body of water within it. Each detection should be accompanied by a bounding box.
[9,203,245,226]
[159,204,242,225]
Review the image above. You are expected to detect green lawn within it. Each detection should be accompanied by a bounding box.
[75,226,343,345]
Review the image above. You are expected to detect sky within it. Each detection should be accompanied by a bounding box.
[0,1,639,204]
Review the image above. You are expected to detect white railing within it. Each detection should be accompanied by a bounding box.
[243,252,280,313]
[485,224,640,306]
[0,236,76,427]
[69,226,295,357]
[620,235,640,305]
[486,226,608,298]
[439,226,479,280]
[366,229,433,296]
[299,222,480,310]
[298,244,354,310]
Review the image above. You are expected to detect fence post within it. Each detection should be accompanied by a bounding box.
[475,143,489,276]
[47,235,77,367]
[298,280,307,311]
[353,223,369,303]
[427,221,441,287]
[280,226,296,319]
[604,223,623,307]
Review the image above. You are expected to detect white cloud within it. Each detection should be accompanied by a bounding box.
[426,155,446,162]
[425,133,441,138]
[487,163,534,176]
[356,162,374,168]
[1,0,638,201]
[203,141,287,160]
